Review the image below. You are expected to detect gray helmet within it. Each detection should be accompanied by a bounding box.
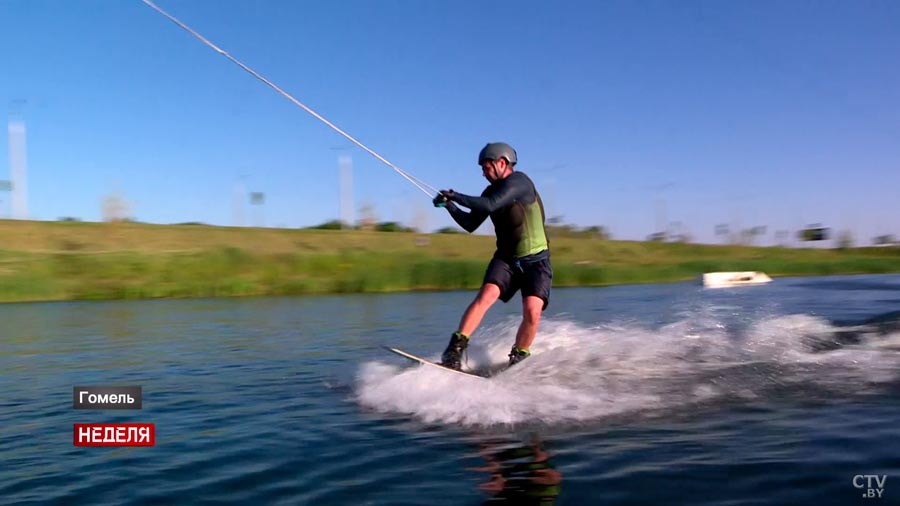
[478,142,517,166]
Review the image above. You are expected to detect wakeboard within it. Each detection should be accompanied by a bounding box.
[385,346,489,379]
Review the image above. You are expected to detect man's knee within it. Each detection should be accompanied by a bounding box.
[475,283,501,305]
[522,296,543,323]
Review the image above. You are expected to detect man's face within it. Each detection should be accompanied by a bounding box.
[480,158,507,183]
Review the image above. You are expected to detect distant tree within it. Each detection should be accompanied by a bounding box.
[357,202,377,230]
[873,235,896,246]
[546,224,575,238]
[799,224,830,242]
[647,232,666,242]
[740,226,766,246]
[583,225,611,240]
[545,222,612,240]
[714,223,730,243]
[671,231,693,243]
[309,219,345,230]
[835,230,855,250]
[666,221,693,243]
[375,221,415,232]
[435,226,462,234]
[102,192,131,222]
[775,230,790,247]
[58,216,81,222]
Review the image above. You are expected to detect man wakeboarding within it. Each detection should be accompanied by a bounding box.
[433,142,552,370]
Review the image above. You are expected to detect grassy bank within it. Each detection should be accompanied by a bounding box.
[1,219,899,302]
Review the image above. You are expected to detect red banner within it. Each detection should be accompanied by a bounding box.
[73,423,156,447]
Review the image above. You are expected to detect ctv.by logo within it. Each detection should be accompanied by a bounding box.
[854,475,887,499]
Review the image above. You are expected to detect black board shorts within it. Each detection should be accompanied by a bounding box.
[483,251,552,310]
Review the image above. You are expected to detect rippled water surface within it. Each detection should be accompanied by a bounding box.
[2,274,899,505]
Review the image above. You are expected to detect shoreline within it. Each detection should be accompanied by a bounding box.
[2,220,899,303]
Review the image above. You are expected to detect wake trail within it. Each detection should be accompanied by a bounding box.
[356,313,900,427]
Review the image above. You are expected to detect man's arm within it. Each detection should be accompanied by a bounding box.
[446,201,488,233]
[449,173,532,214]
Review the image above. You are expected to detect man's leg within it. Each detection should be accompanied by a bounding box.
[514,295,544,350]
[458,283,501,336]
[442,283,502,369]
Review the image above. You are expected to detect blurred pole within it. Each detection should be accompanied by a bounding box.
[0,180,10,218]
[339,154,353,229]
[655,198,667,241]
[249,192,265,227]
[232,175,247,227]
[8,116,28,220]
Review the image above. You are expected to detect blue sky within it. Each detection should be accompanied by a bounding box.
[1,0,898,244]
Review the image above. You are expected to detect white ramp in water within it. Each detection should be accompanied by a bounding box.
[703,271,772,288]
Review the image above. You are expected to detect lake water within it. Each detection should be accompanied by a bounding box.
[2,274,899,505]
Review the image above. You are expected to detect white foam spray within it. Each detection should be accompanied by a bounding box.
[356,315,900,427]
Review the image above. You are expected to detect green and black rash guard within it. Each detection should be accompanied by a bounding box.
[446,171,549,261]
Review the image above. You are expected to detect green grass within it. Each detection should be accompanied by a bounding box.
[1,219,899,302]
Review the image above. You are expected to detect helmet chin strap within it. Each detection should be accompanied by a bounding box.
[496,160,513,179]
[484,160,508,183]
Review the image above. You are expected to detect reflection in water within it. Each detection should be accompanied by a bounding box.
[472,434,562,505]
